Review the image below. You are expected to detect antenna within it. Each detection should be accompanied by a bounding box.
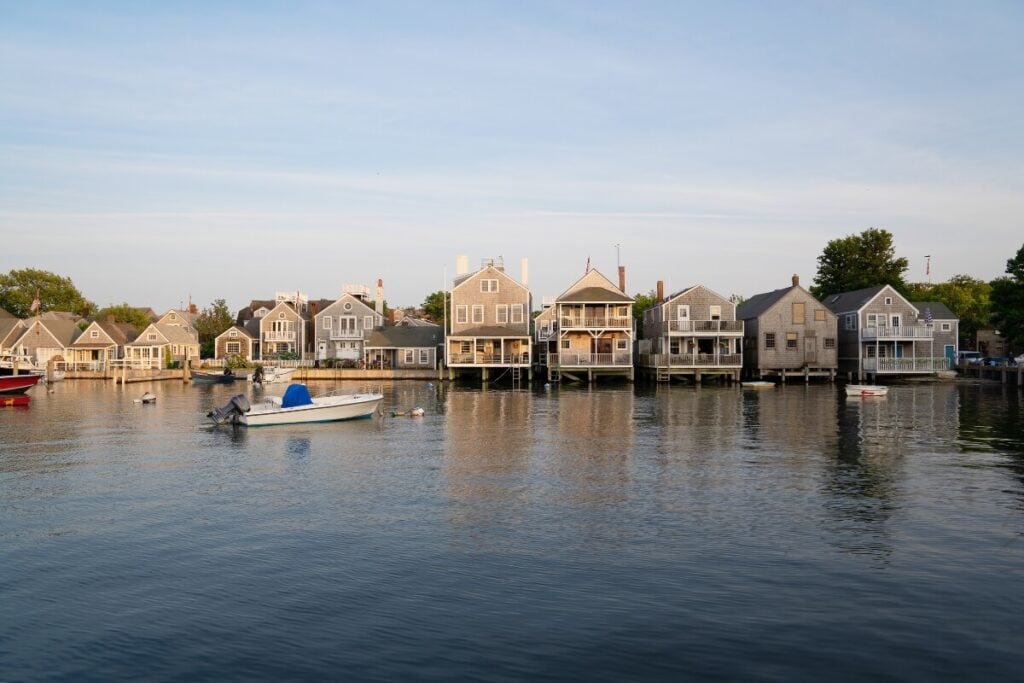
[925,255,932,284]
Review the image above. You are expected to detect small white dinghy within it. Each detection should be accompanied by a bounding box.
[741,381,775,389]
[209,383,382,427]
[845,384,888,397]
[248,366,297,385]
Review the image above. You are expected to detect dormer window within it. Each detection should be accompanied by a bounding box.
[884,297,893,305]
[481,279,499,293]
[90,330,99,338]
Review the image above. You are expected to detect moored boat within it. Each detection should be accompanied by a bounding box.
[0,373,43,395]
[741,381,775,389]
[209,383,383,427]
[0,394,31,407]
[192,369,238,384]
[247,366,296,385]
[845,384,888,397]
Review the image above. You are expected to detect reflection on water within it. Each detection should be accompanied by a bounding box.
[1,379,1023,681]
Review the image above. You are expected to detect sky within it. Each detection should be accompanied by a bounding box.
[1,1,1022,314]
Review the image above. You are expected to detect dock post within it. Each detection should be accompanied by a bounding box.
[46,358,54,383]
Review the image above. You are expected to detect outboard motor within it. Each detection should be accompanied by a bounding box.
[208,394,251,425]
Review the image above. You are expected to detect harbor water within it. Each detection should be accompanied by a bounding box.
[1,380,1022,681]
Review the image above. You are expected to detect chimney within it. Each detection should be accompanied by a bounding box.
[376,279,384,316]
[310,302,318,315]
[792,274,800,288]
[456,255,469,276]
[521,258,529,286]
[618,266,626,293]
[656,280,664,302]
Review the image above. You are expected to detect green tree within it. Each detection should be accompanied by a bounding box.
[96,302,153,331]
[194,299,234,358]
[0,268,95,317]
[632,289,659,338]
[990,243,1024,352]
[422,291,446,324]
[810,228,909,299]
[906,275,992,344]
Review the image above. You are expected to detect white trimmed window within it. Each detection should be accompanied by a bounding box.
[364,316,374,330]
[229,330,237,337]
[710,305,722,320]
[323,316,332,329]
[677,305,690,320]
[765,333,776,349]
[941,322,951,331]
[472,305,484,324]
[419,349,429,364]
[496,305,508,324]
[90,329,99,338]
[404,350,414,364]
[480,279,499,293]
[147,333,157,341]
[456,305,468,324]
[824,337,836,349]
[845,314,856,330]
[616,339,628,351]
[561,340,570,349]
[786,332,798,349]
[226,341,241,354]
[511,304,524,324]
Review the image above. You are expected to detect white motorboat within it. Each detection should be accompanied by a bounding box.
[209,383,382,427]
[845,384,888,397]
[741,381,775,389]
[248,366,297,385]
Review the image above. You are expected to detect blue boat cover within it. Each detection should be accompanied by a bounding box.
[281,383,313,408]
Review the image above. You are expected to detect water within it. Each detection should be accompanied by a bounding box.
[2,379,1022,682]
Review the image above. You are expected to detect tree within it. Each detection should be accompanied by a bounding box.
[991,243,1024,352]
[905,275,992,344]
[810,228,909,299]
[632,289,659,338]
[0,268,95,318]
[96,302,153,331]
[422,291,446,324]
[194,299,234,358]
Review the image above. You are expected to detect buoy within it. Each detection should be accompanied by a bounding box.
[410,407,425,417]
[390,410,406,417]
[426,383,433,389]
[544,383,551,390]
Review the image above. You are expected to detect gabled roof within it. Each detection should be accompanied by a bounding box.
[216,325,256,341]
[365,326,444,348]
[127,322,197,346]
[821,285,904,314]
[0,307,15,319]
[662,284,732,307]
[40,311,82,322]
[556,269,633,303]
[912,301,957,320]
[451,264,529,294]
[0,318,23,343]
[14,318,82,347]
[316,293,376,318]
[736,287,792,320]
[71,319,133,348]
[396,316,439,327]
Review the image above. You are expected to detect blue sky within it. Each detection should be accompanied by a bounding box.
[1,1,1022,312]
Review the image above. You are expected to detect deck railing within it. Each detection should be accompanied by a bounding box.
[448,353,531,366]
[862,356,950,373]
[861,326,933,340]
[328,329,362,340]
[264,331,296,342]
[664,320,743,334]
[550,352,633,367]
[559,317,632,329]
[641,353,742,367]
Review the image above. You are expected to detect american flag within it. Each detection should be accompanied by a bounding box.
[30,297,40,313]
[924,307,933,326]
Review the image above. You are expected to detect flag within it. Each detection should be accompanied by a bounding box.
[585,256,591,273]
[924,307,933,326]
[30,297,40,313]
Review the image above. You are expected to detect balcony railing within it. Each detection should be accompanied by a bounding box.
[861,325,933,340]
[559,317,632,329]
[551,352,633,367]
[329,329,362,340]
[264,331,296,342]
[663,320,743,334]
[862,356,950,373]
[641,353,743,367]
[448,353,531,366]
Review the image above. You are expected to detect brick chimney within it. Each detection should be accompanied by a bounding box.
[656,280,664,302]
[792,274,800,288]
[618,266,626,293]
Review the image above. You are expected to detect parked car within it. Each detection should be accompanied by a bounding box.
[958,350,983,365]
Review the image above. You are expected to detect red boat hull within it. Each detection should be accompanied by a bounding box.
[0,373,43,395]
[0,394,31,407]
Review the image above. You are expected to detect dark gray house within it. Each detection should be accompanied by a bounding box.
[364,325,444,370]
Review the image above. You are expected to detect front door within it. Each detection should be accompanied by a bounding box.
[945,344,955,367]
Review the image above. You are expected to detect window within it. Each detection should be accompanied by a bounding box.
[419,349,430,364]
[815,309,826,322]
[710,305,722,320]
[561,340,571,349]
[278,312,286,319]
[404,350,414,364]
[323,316,333,329]
[460,341,471,353]
[229,330,237,337]
[456,305,468,324]
[540,321,550,335]
[90,329,99,338]
[226,341,241,354]
[364,316,374,330]
[480,279,499,293]
[616,306,628,318]
[511,304,524,324]
[148,333,157,341]
[792,302,805,324]
[616,339,629,351]
[496,305,508,324]
[786,332,798,349]
[941,322,951,331]
[343,302,353,311]
[765,333,776,349]
[824,337,836,349]
[677,305,690,320]
[845,314,856,330]
[472,305,484,324]
[884,297,893,305]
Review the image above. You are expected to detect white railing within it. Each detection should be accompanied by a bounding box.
[551,353,633,367]
[664,320,743,333]
[641,353,742,367]
[329,329,362,340]
[559,317,632,329]
[448,353,531,366]
[861,326,933,340]
[862,357,950,373]
[264,331,296,341]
